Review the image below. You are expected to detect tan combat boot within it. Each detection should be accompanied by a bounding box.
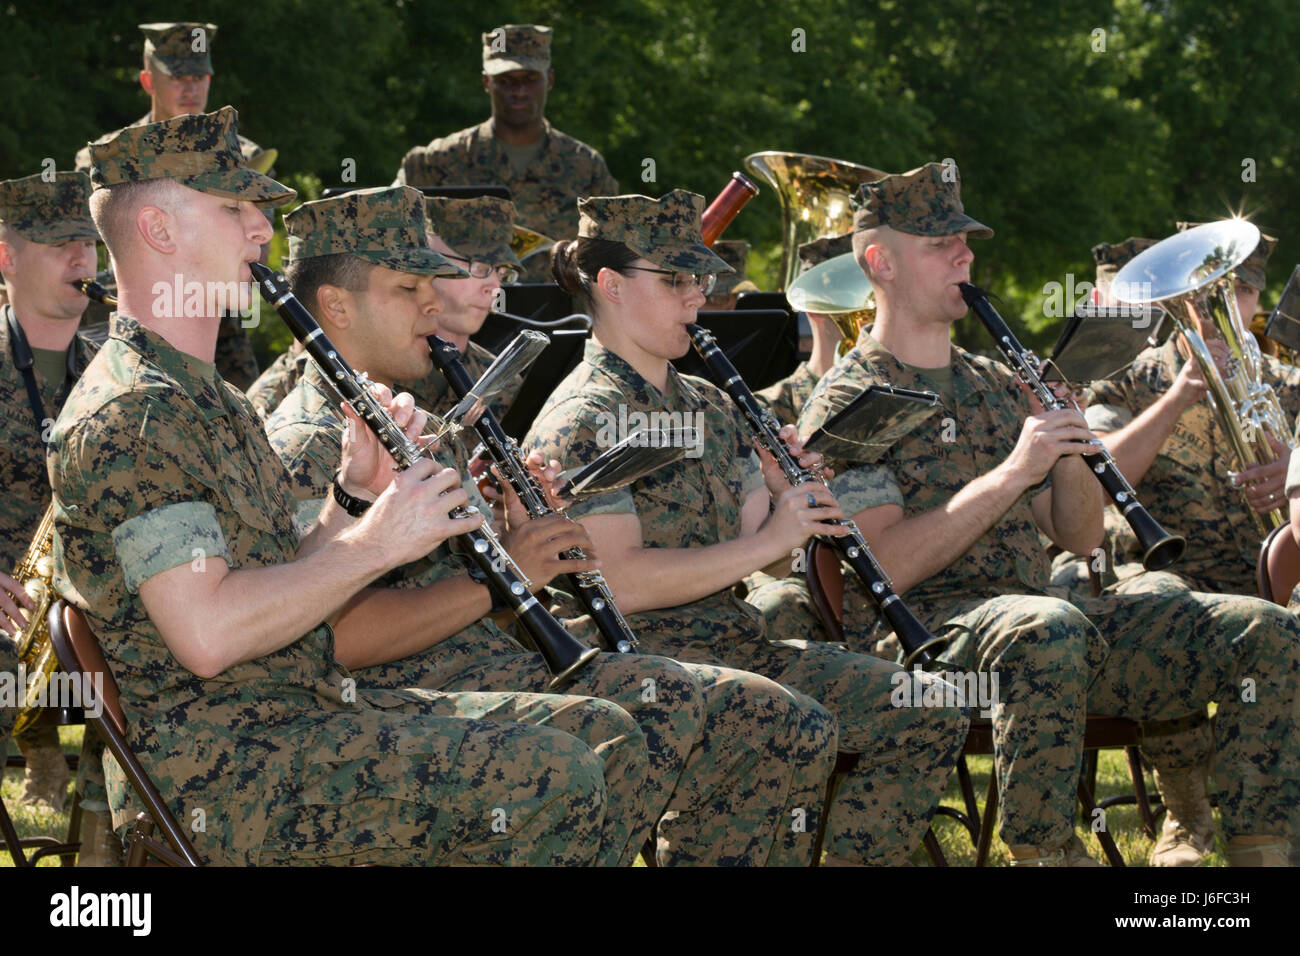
[76,809,125,867]
[1150,763,1214,866]
[17,726,69,812]
[1008,834,1102,866]
[1226,836,1290,867]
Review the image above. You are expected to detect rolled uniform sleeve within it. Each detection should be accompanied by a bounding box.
[1084,402,1133,434]
[830,465,905,516]
[55,397,231,593]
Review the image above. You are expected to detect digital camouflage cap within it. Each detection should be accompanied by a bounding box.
[578,190,733,274]
[711,240,757,294]
[482,24,551,75]
[0,171,99,244]
[798,233,853,276]
[1092,237,1157,283]
[286,186,465,276]
[425,196,520,266]
[88,106,295,207]
[1177,221,1276,291]
[140,22,218,76]
[852,162,993,239]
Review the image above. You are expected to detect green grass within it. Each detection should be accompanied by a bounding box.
[1,725,84,868]
[919,751,1227,867]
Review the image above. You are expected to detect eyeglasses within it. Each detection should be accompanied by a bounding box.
[444,254,520,285]
[623,267,717,297]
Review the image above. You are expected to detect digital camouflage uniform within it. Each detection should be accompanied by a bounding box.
[262,185,836,865]
[267,359,836,865]
[799,327,1300,849]
[397,196,528,421]
[794,161,1300,852]
[0,172,100,570]
[244,346,308,420]
[0,171,102,811]
[1051,235,1298,775]
[73,23,263,388]
[394,26,618,280]
[529,336,969,863]
[54,109,654,867]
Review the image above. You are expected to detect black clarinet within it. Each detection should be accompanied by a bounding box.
[959,282,1185,572]
[249,263,599,688]
[687,324,947,668]
[429,333,640,654]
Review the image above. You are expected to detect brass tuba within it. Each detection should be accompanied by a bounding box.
[743,151,885,290]
[1113,219,1293,536]
[8,505,58,737]
[785,251,875,355]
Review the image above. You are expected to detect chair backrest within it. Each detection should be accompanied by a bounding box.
[805,538,845,643]
[46,599,203,866]
[1258,523,1300,605]
[47,601,127,738]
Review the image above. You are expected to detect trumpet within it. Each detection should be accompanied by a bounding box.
[961,282,1186,572]
[249,263,599,688]
[429,332,640,655]
[1113,219,1292,537]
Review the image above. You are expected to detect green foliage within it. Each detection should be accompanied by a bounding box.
[4,0,1297,356]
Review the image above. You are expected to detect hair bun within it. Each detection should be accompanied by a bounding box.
[551,239,584,294]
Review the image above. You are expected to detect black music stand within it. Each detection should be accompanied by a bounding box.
[736,291,792,313]
[672,309,799,390]
[1044,305,1163,384]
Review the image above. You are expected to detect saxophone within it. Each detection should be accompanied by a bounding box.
[8,505,57,737]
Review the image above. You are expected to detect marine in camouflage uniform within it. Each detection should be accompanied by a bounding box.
[75,22,263,389]
[54,108,655,867]
[0,171,100,824]
[526,190,969,866]
[394,25,618,281]
[263,186,836,865]
[799,162,1300,864]
[396,196,528,420]
[245,344,308,420]
[1050,233,1300,864]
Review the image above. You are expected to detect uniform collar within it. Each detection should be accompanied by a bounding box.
[109,312,226,420]
[481,117,553,151]
[854,329,993,405]
[582,339,706,409]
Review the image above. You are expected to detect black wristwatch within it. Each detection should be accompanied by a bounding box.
[332,472,373,518]
[465,563,510,614]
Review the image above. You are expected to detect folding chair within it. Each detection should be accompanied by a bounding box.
[47,599,201,867]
